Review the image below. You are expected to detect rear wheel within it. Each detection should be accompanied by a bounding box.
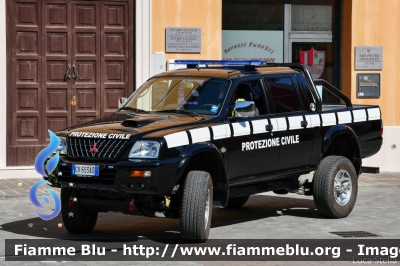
[180,171,213,242]
[61,189,98,233]
[313,156,358,218]
[225,196,249,209]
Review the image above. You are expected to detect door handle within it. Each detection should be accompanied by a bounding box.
[70,95,76,106]
[265,124,273,131]
[72,64,79,80]
[301,120,308,127]
[64,64,71,81]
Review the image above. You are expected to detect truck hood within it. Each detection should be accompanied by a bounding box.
[63,111,212,139]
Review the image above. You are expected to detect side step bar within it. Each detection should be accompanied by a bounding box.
[361,166,380,174]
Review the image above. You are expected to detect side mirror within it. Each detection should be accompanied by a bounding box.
[233,101,256,117]
[119,97,128,108]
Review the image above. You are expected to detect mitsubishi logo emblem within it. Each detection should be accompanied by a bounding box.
[89,143,98,153]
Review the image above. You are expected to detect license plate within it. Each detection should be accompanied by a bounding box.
[72,164,99,176]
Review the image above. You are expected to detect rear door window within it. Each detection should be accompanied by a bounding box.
[264,77,304,113]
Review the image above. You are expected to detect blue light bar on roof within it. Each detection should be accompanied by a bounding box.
[174,60,266,66]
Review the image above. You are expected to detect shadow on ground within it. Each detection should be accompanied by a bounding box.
[0,193,323,243]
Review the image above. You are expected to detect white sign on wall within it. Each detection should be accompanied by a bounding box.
[222,30,283,62]
[355,46,383,70]
[166,27,201,53]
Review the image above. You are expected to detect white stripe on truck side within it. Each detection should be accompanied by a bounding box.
[164,131,189,148]
[163,108,377,148]
[367,107,381,121]
[232,121,251,136]
[211,124,231,140]
[272,117,287,131]
[352,109,367,123]
[337,111,352,124]
[307,114,321,128]
[288,116,303,130]
[251,119,269,135]
[189,127,210,143]
[321,113,336,126]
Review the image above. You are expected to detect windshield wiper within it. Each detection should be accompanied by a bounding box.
[119,107,149,113]
[156,109,199,117]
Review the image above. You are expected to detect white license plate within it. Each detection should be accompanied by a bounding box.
[72,164,99,176]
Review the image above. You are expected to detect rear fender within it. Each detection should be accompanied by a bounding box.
[322,125,362,174]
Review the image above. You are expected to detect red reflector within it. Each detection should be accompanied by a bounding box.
[129,199,136,211]
[380,127,383,136]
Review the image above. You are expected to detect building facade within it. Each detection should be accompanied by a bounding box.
[2,0,399,171]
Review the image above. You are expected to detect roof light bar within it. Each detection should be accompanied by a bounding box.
[174,60,266,66]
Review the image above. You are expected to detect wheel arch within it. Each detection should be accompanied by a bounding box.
[175,143,228,208]
[321,125,362,175]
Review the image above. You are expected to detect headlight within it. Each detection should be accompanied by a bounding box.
[55,137,67,154]
[129,141,160,159]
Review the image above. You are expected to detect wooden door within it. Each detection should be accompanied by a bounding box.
[6,0,134,165]
[42,1,72,146]
[71,2,101,125]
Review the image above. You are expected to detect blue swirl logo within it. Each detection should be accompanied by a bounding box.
[29,180,61,221]
[34,130,60,176]
[30,130,61,221]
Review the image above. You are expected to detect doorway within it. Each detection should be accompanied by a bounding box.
[6,0,134,165]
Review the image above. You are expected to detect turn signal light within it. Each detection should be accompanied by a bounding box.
[130,170,151,178]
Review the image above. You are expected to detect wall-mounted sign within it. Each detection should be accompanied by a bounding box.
[222,30,283,62]
[355,46,383,70]
[166,27,201,53]
[357,73,380,98]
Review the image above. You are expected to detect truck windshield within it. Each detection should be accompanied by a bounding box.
[121,76,230,115]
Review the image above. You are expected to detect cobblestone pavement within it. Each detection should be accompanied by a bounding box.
[0,172,399,265]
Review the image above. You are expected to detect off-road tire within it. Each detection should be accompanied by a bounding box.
[313,156,358,218]
[225,196,250,209]
[180,171,213,242]
[61,188,98,233]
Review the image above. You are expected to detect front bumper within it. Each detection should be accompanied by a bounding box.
[47,156,181,195]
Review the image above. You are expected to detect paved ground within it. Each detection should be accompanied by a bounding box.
[0,171,399,265]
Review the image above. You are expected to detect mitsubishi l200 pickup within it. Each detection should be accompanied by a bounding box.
[45,61,383,242]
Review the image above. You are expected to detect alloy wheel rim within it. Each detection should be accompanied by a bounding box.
[334,169,352,206]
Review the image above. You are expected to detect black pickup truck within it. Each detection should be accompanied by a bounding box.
[47,61,383,242]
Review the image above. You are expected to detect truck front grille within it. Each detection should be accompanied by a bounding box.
[67,137,128,159]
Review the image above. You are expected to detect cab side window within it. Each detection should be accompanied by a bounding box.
[265,77,303,114]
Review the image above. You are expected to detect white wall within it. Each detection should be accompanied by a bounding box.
[135,0,152,90]
[0,2,6,167]
[363,126,400,172]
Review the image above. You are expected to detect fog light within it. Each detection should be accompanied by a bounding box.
[130,170,151,178]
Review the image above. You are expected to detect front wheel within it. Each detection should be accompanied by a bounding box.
[180,171,213,242]
[313,156,358,218]
[61,189,98,233]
